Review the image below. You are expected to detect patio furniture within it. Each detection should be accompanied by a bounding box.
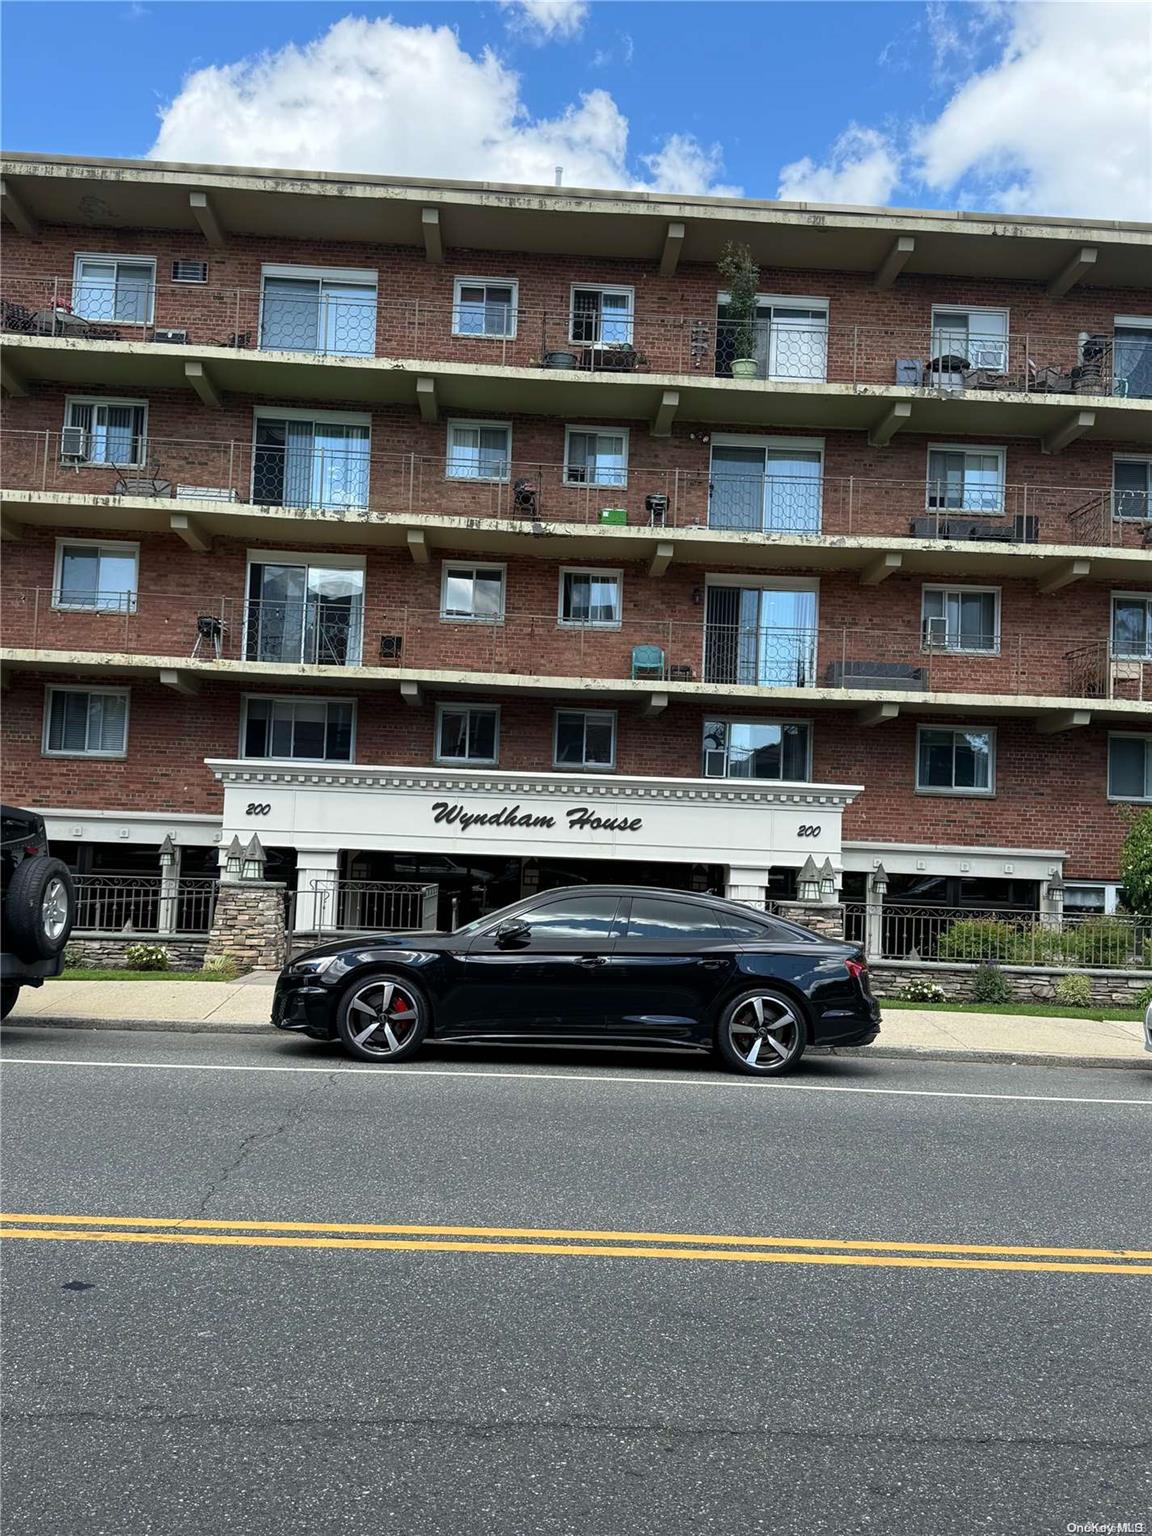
[631,644,666,681]
[669,663,694,681]
[114,466,172,497]
[176,486,238,502]
[191,615,225,660]
[825,660,927,691]
[908,513,1038,544]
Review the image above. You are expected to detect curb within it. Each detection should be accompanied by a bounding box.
[4,1015,1150,1071]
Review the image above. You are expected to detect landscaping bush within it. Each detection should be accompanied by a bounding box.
[62,943,84,969]
[935,918,1021,963]
[903,976,949,1003]
[970,963,1013,1006]
[1054,973,1093,1008]
[1137,982,1152,1009]
[200,956,240,981]
[124,942,170,972]
[1059,916,1137,968]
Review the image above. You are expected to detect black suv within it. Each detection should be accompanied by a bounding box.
[1,805,76,1019]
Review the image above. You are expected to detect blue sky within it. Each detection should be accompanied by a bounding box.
[1,2,1149,218]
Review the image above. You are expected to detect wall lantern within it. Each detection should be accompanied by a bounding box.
[242,834,267,881]
[819,858,837,899]
[158,834,177,871]
[870,862,889,899]
[797,855,821,903]
[224,835,245,880]
[1046,871,1065,911]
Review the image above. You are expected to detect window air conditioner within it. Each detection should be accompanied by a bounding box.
[704,749,728,778]
[172,260,209,284]
[922,615,949,649]
[153,328,188,345]
[60,426,89,461]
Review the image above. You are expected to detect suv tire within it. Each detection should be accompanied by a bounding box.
[4,856,75,961]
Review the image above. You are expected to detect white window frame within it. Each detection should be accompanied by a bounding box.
[929,305,1010,365]
[915,725,996,797]
[563,425,630,489]
[1112,455,1152,521]
[715,294,830,381]
[552,708,617,772]
[1107,733,1152,802]
[557,567,623,629]
[921,585,1002,656]
[71,254,156,324]
[439,561,507,624]
[434,703,501,766]
[239,694,357,764]
[42,685,130,759]
[249,408,372,510]
[258,264,378,356]
[1064,882,1121,915]
[701,717,813,781]
[444,419,513,483]
[52,537,140,613]
[452,277,519,340]
[62,395,149,467]
[1110,592,1152,660]
[568,284,635,348]
[925,443,1007,516]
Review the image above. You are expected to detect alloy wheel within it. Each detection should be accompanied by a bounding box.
[727,993,801,1071]
[345,979,422,1057]
[41,878,70,943]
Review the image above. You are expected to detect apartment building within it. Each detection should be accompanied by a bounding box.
[1,153,1150,935]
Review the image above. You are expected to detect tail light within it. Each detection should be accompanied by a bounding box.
[845,958,867,981]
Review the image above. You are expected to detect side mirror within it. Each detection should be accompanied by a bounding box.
[494,917,531,948]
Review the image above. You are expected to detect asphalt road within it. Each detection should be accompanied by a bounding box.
[2,1026,1150,1536]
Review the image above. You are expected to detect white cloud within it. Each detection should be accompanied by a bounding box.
[499,0,588,44]
[776,126,903,206]
[149,15,738,196]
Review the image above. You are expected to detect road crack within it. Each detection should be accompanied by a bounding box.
[193,1071,339,1215]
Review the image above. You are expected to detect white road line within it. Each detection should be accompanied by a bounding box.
[1,1054,1149,1107]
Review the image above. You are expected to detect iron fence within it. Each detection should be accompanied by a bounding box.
[846,903,1152,968]
[72,876,218,935]
[304,879,439,937]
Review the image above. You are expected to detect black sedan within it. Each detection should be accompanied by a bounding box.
[273,886,880,1075]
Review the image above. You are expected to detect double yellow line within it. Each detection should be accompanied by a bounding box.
[3,1213,1151,1275]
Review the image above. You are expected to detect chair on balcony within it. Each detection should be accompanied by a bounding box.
[114,464,172,498]
[631,644,666,681]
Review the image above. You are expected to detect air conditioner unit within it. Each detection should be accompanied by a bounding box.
[153,328,188,345]
[923,615,950,650]
[172,260,208,284]
[60,426,89,461]
[703,749,728,778]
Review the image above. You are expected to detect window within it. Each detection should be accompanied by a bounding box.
[242,697,354,762]
[1108,735,1152,800]
[1113,317,1152,400]
[929,306,1009,375]
[702,720,811,780]
[624,897,726,941]
[44,688,129,757]
[252,412,370,511]
[722,910,810,942]
[1064,884,1112,915]
[564,428,629,488]
[916,727,995,795]
[519,895,623,940]
[554,709,616,770]
[260,266,377,356]
[558,569,622,628]
[53,539,138,613]
[440,564,506,623]
[446,421,512,482]
[704,579,818,688]
[570,285,634,347]
[921,587,1000,654]
[708,437,823,534]
[716,295,828,381]
[436,705,499,764]
[245,553,364,666]
[72,255,155,324]
[926,446,1006,514]
[63,398,147,466]
[453,278,518,339]
[1114,459,1152,521]
[1111,595,1152,660]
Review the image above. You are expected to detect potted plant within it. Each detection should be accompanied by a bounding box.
[718,241,760,379]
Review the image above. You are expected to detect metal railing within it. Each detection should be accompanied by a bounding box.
[306,879,438,936]
[846,903,1152,968]
[72,875,218,935]
[5,430,1146,550]
[6,590,1140,702]
[5,276,1149,395]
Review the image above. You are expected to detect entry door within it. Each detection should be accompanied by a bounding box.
[447,893,624,1037]
[605,895,739,1043]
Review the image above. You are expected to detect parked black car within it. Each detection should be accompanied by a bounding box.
[273,886,880,1074]
[1,805,76,1020]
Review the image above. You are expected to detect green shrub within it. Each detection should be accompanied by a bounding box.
[970,963,1013,1006]
[1054,973,1093,1008]
[904,975,948,1003]
[1137,982,1152,1008]
[124,942,170,972]
[200,956,239,981]
[936,918,1021,963]
[62,942,84,969]
[1119,808,1152,915]
[1060,916,1137,968]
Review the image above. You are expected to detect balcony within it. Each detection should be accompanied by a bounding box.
[4,587,1149,719]
[5,430,1150,572]
[5,278,1150,431]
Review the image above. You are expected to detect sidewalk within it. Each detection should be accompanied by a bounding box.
[4,976,1149,1068]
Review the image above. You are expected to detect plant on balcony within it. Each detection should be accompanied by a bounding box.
[717,242,760,380]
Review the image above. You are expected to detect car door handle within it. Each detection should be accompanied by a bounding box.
[576,955,608,967]
[698,958,727,969]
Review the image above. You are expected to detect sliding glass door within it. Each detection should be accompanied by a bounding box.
[253,417,369,511]
[246,559,364,666]
[709,443,822,533]
[704,585,818,687]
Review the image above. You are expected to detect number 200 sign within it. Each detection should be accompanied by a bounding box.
[797,824,821,838]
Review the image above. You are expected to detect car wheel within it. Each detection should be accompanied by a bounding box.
[3,856,75,962]
[716,988,807,1076]
[1,984,20,1022]
[335,973,430,1063]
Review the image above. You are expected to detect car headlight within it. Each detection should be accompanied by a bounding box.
[289,954,339,978]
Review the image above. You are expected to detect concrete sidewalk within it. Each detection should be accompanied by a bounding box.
[4,975,1149,1068]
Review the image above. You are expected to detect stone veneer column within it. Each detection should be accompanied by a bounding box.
[204,881,288,971]
[772,901,847,940]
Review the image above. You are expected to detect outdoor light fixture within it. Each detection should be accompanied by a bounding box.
[797,855,821,902]
[158,834,176,870]
[1046,871,1065,910]
[241,834,266,881]
[224,835,244,880]
[819,858,837,899]
[870,862,889,898]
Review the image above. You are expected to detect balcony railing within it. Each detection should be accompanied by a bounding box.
[5,430,1146,550]
[5,589,1144,702]
[5,276,1150,395]
[72,875,218,935]
[843,903,1152,968]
